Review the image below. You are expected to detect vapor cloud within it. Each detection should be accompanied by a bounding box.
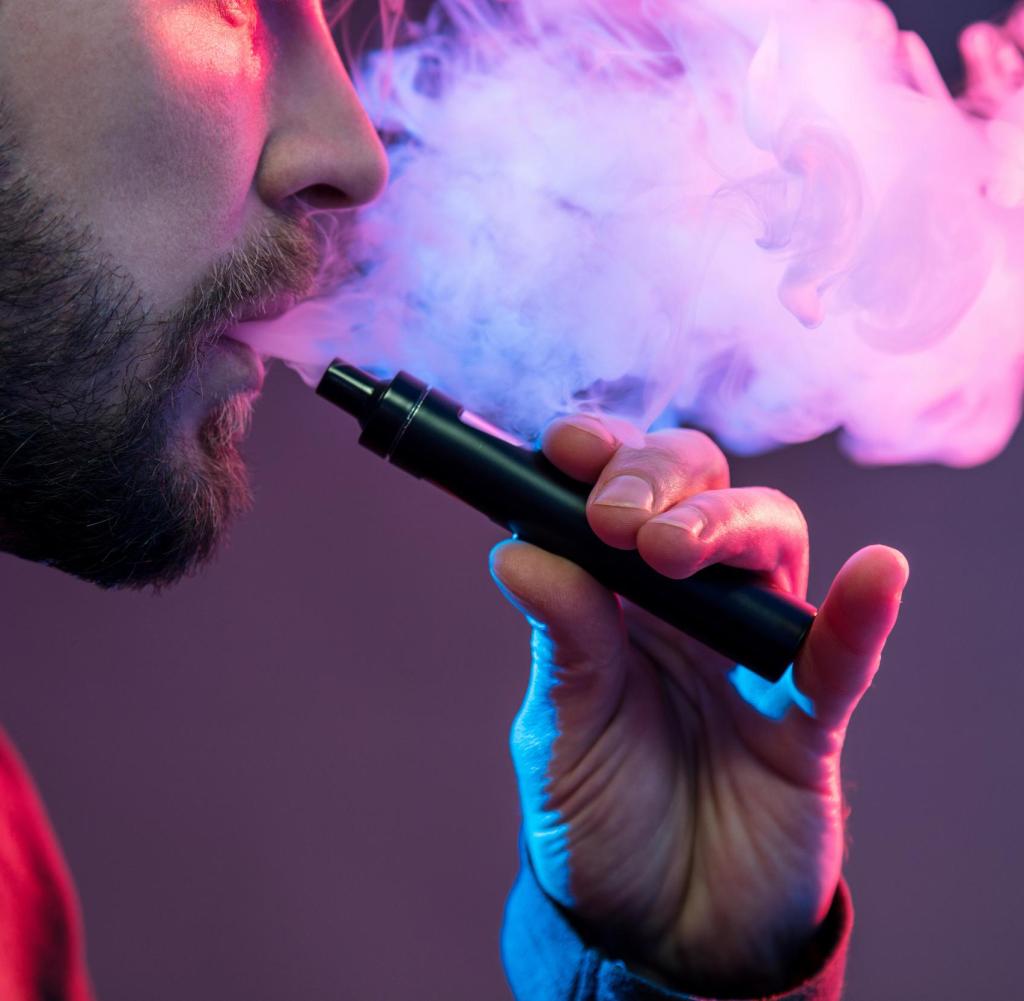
[239,0,1024,467]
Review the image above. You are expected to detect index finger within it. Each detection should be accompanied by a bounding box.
[540,416,622,482]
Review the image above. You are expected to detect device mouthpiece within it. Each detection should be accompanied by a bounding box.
[316,359,816,681]
[317,362,382,421]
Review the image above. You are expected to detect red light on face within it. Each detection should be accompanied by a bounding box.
[218,0,258,29]
[153,3,266,84]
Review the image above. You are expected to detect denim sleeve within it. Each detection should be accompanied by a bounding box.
[501,841,852,1001]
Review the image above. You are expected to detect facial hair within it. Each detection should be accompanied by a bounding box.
[0,112,322,589]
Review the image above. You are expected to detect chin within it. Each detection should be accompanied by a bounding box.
[104,397,256,591]
[197,393,255,453]
[191,398,255,525]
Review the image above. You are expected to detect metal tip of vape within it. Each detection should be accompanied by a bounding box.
[316,360,382,420]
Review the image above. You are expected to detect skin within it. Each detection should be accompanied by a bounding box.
[492,418,907,994]
[0,0,908,994]
[0,0,387,584]
[0,0,387,314]
[959,10,1024,116]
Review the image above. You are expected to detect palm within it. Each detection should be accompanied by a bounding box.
[524,612,840,985]
[494,415,907,991]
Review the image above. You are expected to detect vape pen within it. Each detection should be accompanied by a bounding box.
[318,360,816,681]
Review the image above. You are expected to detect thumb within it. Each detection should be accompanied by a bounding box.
[794,544,909,732]
[489,540,630,759]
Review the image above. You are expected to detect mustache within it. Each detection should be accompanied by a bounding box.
[156,214,326,383]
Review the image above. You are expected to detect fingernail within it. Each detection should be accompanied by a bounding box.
[593,475,654,512]
[561,416,617,447]
[652,505,707,538]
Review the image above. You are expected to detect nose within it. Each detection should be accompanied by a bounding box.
[257,26,389,212]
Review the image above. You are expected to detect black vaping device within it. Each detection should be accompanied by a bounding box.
[317,360,816,681]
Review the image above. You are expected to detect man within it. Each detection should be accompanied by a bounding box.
[0,1,907,998]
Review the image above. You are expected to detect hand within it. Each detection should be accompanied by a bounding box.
[490,416,908,996]
[958,8,1024,119]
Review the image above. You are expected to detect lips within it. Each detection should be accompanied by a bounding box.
[213,335,266,395]
[216,294,301,394]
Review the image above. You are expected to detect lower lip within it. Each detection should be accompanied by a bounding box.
[208,336,265,396]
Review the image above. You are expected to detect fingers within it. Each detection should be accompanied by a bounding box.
[1008,5,1024,51]
[960,20,1024,111]
[586,430,730,550]
[897,31,951,101]
[541,415,621,482]
[544,416,730,550]
[542,414,805,592]
[490,540,629,759]
[794,545,909,733]
[637,486,809,595]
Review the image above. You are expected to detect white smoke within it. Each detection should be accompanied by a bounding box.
[238,0,1024,466]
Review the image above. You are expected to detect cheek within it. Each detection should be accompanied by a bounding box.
[111,4,269,241]
[154,1,266,83]
[79,3,270,307]
[0,0,271,312]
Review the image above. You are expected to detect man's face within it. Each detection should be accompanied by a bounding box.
[0,0,387,587]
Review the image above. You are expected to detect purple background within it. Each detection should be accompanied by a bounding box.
[1,3,1021,998]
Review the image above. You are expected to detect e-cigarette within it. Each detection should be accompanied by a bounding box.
[317,360,816,681]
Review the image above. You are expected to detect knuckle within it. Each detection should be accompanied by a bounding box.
[609,429,729,497]
[759,486,808,536]
[596,455,672,504]
[661,429,730,487]
[706,444,731,488]
[690,491,730,526]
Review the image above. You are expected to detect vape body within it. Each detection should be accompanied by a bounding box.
[318,361,816,681]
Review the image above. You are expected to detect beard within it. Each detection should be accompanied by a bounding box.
[0,110,322,589]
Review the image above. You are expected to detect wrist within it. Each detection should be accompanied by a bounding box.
[625,936,814,998]
[581,883,850,999]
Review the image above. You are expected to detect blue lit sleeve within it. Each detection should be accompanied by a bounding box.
[501,839,852,1001]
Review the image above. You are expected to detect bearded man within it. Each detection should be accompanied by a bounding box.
[0,2,907,999]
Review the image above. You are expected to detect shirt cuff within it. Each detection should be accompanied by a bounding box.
[501,839,853,1001]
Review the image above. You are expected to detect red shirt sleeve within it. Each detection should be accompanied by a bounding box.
[0,730,94,1001]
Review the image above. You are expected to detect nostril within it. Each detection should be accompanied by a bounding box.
[296,183,352,210]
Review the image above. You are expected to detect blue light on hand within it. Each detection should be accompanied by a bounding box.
[728,663,815,721]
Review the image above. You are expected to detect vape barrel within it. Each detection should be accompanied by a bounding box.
[318,360,816,681]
